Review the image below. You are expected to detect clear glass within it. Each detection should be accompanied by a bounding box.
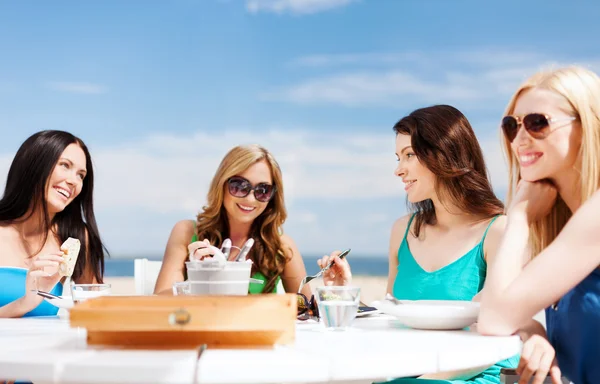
[315,286,361,331]
[71,283,111,302]
[172,281,191,296]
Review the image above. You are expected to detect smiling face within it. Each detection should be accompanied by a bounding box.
[223,160,274,225]
[394,134,437,203]
[45,143,87,215]
[509,88,582,182]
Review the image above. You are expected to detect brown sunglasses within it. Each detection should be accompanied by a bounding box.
[501,113,577,143]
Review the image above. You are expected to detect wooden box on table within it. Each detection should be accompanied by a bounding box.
[69,294,297,349]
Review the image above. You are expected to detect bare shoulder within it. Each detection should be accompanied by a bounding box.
[391,214,412,238]
[0,224,15,240]
[485,215,507,242]
[170,220,196,242]
[482,215,507,256]
[280,233,300,258]
[389,214,412,254]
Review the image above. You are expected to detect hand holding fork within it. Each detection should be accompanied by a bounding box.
[299,249,351,293]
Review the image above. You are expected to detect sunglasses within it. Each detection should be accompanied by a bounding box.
[227,176,276,203]
[296,293,319,321]
[501,113,577,143]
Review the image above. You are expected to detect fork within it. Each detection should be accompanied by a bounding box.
[297,248,351,293]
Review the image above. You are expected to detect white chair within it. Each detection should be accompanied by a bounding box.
[134,258,163,295]
[276,279,285,294]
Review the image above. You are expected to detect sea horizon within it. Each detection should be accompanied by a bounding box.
[105,254,389,277]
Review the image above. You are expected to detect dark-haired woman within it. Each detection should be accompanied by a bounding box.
[0,130,107,318]
[319,105,518,383]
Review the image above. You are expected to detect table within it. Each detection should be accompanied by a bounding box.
[0,316,521,383]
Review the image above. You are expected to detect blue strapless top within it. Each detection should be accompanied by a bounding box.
[546,268,600,384]
[0,267,63,317]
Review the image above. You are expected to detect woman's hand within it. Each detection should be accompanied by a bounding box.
[508,180,558,224]
[317,251,352,286]
[22,252,65,309]
[187,239,216,261]
[516,330,563,384]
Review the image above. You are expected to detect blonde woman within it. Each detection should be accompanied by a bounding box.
[479,66,600,384]
[154,144,311,296]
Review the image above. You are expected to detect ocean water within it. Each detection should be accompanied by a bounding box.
[104,255,389,277]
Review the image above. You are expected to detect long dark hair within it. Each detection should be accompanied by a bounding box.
[393,105,504,237]
[0,130,107,283]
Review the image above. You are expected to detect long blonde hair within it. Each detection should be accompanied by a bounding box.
[195,144,289,293]
[502,66,600,256]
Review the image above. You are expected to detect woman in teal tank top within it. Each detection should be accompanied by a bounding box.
[387,214,519,384]
[154,144,311,297]
[1,131,107,318]
[319,106,518,383]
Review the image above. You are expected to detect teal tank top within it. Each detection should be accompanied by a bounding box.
[0,267,64,317]
[388,214,518,384]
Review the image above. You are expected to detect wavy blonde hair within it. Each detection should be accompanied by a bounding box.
[195,144,289,293]
[502,66,600,256]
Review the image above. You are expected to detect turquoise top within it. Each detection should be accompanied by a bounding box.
[0,267,64,317]
[387,214,518,384]
[545,268,600,383]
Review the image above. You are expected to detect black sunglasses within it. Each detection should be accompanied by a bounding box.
[296,293,319,321]
[501,113,577,143]
[227,176,276,203]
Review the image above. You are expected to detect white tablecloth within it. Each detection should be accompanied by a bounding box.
[0,316,521,383]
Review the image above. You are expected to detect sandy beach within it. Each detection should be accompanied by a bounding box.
[104,275,389,304]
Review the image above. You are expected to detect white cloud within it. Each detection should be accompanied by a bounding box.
[47,82,108,95]
[269,49,600,107]
[88,129,405,214]
[0,127,508,214]
[263,70,509,106]
[0,154,12,189]
[290,50,544,68]
[0,127,508,255]
[295,211,318,224]
[479,129,509,196]
[290,52,424,68]
[246,0,357,15]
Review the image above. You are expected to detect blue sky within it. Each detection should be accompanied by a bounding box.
[1,0,599,258]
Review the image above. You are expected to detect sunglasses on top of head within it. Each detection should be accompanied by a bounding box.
[226,176,276,203]
[501,113,577,143]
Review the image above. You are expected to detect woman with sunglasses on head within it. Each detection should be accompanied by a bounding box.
[154,144,311,296]
[0,130,107,318]
[479,66,600,384]
[319,105,519,384]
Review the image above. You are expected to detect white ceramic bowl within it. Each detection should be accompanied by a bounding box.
[372,299,480,330]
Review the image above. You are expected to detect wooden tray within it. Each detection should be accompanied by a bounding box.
[69,294,297,349]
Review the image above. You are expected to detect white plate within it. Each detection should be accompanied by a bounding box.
[371,299,479,330]
[43,296,75,310]
[356,307,382,317]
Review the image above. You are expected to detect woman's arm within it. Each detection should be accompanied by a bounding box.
[479,188,600,335]
[0,296,38,318]
[474,216,532,302]
[153,220,195,295]
[386,216,409,294]
[280,234,311,297]
[0,252,65,318]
